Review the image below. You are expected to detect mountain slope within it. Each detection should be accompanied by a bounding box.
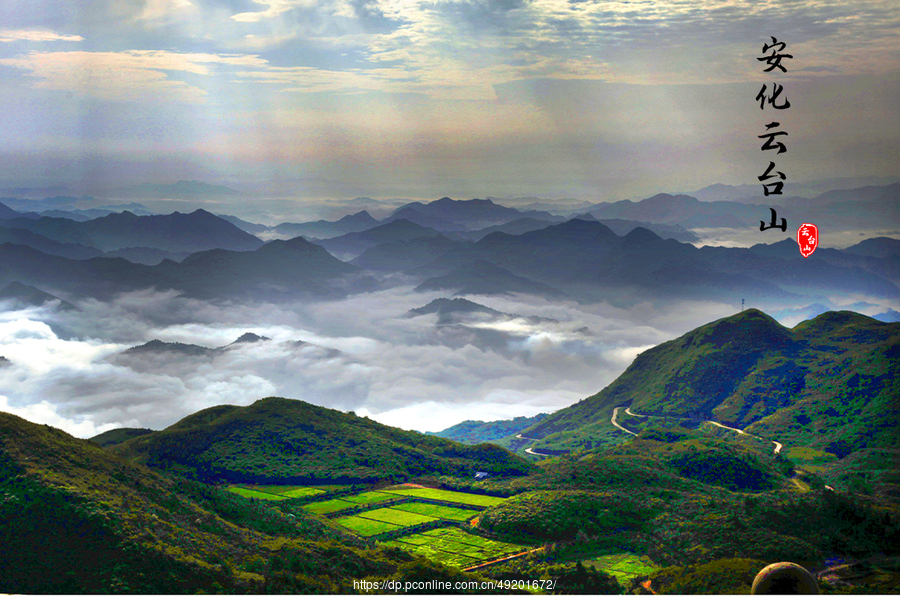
[0,209,263,253]
[316,219,445,259]
[113,180,241,198]
[0,225,102,259]
[111,396,535,483]
[0,412,321,592]
[0,411,492,593]
[0,235,359,300]
[430,414,549,444]
[415,259,565,298]
[388,197,559,230]
[518,309,900,454]
[0,281,77,310]
[272,211,379,239]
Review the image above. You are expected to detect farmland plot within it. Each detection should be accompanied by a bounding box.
[376,487,507,507]
[334,515,402,537]
[342,491,397,505]
[356,508,436,526]
[227,484,331,500]
[225,486,289,501]
[581,553,659,584]
[302,498,356,515]
[390,502,477,522]
[386,527,526,569]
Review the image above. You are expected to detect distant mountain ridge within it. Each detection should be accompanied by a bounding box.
[113,180,241,198]
[0,234,359,300]
[388,197,561,231]
[0,281,76,311]
[409,297,559,326]
[430,414,549,444]
[114,333,326,363]
[0,209,263,254]
[405,219,900,303]
[272,211,379,239]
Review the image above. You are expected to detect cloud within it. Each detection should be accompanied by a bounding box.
[0,30,84,43]
[0,395,120,438]
[138,0,198,22]
[1,281,896,440]
[0,50,267,103]
[231,0,321,22]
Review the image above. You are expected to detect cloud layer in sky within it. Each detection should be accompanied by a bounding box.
[2,283,896,439]
[0,0,896,199]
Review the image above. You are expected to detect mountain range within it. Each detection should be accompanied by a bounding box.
[2,306,900,593]
[0,234,359,300]
[512,309,900,461]
[111,180,241,198]
[0,209,263,254]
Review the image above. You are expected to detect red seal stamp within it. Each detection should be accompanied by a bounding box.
[797,223,818,258]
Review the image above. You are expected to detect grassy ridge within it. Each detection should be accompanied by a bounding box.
[478,490,648,543]
[514,310,900,456]
[0,412,503,593]
[111,397,535,484]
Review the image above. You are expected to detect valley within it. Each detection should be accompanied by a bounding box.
[0,186,899,594]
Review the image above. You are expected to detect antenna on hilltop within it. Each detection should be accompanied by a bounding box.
[741,298,745,312]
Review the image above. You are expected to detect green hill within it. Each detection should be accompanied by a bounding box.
[89,427,155,447]
[429,414,548,444]
[110,397,535,484]
[0,411,507,593]
[516,309,900,455]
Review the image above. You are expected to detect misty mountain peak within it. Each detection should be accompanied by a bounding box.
[340,211,377,224]
[622,226,662,244]
[124,339,213,356]
[644,193,700,206]
[410,297,500,317]
[232,332,270,344]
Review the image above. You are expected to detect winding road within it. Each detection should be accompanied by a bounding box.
[616,406,784,454]
[515,433,555,457]
[517,406,788,460]
[611,407,637,436]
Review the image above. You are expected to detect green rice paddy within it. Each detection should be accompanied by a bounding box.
[226,485,330,500]
[342,491,397,505]
[302,498,357,514]
[225,486,290,500]
[581,553,659,584]
[333,515,402,537]
[384,527,526,569]
[390,501,477,521]
[356,507,437,526]
[376,487,507,507]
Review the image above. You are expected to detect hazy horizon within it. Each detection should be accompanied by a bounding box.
[2,0,899,201]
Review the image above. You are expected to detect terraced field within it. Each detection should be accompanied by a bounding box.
[356,507,436,526]
[581,553,659,584]
[226,484,330,500]
[390,501,477,521]
[334,515,402,537]
[302,498,357,515]
[226,486,290,500]
[375,487,507,507]
[342,491,397,505]
[384,527,527,569]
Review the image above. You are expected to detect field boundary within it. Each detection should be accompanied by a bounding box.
[461,547,545,572]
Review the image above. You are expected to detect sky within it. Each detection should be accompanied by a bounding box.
[0,0,898,202]
[0,0,899,439]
